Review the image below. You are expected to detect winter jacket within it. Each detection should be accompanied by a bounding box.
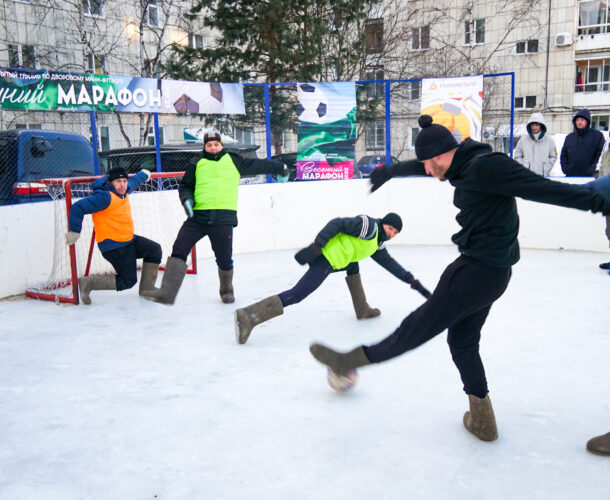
[178,149,286,226]
[560,109,605,177]
[69,170,149,253]
[513,112,557,176]
[392,139,610,268]
[314,215,416,284]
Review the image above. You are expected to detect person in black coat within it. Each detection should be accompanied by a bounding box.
[310,114,610,443]
[560,108,605,177]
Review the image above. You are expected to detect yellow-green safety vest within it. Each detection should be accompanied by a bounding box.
[194,153,240,210]
[321,225,379,270]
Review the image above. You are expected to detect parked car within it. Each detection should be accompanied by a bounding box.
[99,142,261,173]
[356,154,401,177]
[0,129,96,205]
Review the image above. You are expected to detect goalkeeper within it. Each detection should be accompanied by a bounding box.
[234,212,431,345]
[142,129,290,305]
[65,167,162,305]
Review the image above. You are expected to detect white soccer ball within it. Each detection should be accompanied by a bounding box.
[297,83,328,124]
[327,368,358,392]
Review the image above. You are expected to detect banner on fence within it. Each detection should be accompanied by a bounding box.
[421,76,483,141]
[296,82,356,180]
[0,67,245,114]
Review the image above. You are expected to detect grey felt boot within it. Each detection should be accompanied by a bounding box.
[463,394,499,442]
[586,432,610,456]
[78,274,116,305]
[309,344,371,376]
[141,257,187,305]
[234,295,283,344]
[218,267,235,304]
[139,262,159,295]
[345,274,380,319]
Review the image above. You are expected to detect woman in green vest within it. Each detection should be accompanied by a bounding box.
[234,213,431,344]
[142,129,289,305]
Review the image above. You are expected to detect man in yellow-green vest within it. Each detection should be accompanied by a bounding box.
[142,129,289,305]
[234,213,431,344]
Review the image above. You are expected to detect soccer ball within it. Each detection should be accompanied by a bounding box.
[297,83,328,124]
[327,368,358,392]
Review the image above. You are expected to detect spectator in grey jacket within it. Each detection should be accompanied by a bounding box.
[513,112,557,176]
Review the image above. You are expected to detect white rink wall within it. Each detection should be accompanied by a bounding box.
[1,177,608,299]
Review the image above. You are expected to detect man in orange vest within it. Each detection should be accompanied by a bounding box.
[65,167,162,305]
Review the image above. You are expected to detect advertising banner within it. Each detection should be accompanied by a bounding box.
[296,82,356,180]
[421,76,483,141]
[0,67,245,114]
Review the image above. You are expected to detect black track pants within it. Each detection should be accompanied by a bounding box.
[102,235,162,291]
[171,219,233,270]
[364,255,511,398]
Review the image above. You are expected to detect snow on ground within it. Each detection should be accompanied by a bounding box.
[0,245,609,500]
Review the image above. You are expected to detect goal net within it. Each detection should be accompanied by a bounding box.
[25,172,197,304]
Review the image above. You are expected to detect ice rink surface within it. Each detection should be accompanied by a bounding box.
[0,245,609,500]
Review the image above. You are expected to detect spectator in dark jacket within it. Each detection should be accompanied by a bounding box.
[560,109,605,177]
[309,114,610,444]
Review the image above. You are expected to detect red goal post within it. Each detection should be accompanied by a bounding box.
[25,172,197,304]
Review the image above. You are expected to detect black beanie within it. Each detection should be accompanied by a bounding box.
[414,114,458,161]
[107,167,128,181]
[381,212,402,232]
[203,128,222,144]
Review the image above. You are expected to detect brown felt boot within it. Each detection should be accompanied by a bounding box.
[218,267,235,304]
[309,344,371,376]
[586,432,610,456]
[345,274,380,319]
[139,262,159,295]
[78,274,116,305]
[463,394,499,442]
[141,257,187,305]
[234,295,283,344]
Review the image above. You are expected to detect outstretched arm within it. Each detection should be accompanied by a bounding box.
[230,152,289,177]
[370,159,428,192]
[371,247,431,298]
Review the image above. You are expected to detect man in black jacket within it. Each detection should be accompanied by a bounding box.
[560,109,605,177]
[234,213,431,345]
[142,129,289,305]
[310,114,610,443]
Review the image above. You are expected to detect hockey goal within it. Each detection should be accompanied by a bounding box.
[25,172,197,304]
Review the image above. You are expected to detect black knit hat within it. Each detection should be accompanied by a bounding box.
[381,212,403,232]
[414,114,458,161]
[203,128,222,144]
[107,167,128,182]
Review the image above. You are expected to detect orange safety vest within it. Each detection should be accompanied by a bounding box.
[91,192,134,243]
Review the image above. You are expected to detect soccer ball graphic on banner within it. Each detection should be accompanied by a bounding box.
[297,83,328,124]
[327,368,358,392]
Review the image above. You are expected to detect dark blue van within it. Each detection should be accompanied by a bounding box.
[0,129,96,205]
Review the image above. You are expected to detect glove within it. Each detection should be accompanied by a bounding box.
[65,231,80,246]
[294,243,322,265]
[410,279,431,299]
[370,164,395,192]
[277,164,290,182]
[140,168,151,180]
[183,198,194,218]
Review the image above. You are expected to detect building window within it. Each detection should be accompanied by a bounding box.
[7,43,38,69]
[85,53,106,74]
[83,0,104,17]
[516,39,538,54]
[576,58,610,92]
[365,67,384,99]
[578,0,610,35]
[365,19,383,53]
[235,127,254,144]
[15,123,42,129]
[465,18,485,45]
[591,114,609,130]
[411,25,430,50]
[411,127,419,148]
[408,81,420,100]
[514,96,536,109]
[144,1,160,27]
[144,59,160,78]
[189,34,205,49]
[99,126,110,151]
[147,126,164,145]
[365,120,385,149]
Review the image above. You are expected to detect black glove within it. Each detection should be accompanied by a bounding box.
[294,243,322,265]
[411,279,431,299]
[370,164,395,192]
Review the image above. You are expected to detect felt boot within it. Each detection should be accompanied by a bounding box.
[141,257,187,305]
[463,394,499,442]
[586,432,610,456]
[78,274,116,305]
[345,274,380,319]
[218,267,235,304]
[234,295,283,344]
[309,344,371,376]
[139,262,159,295]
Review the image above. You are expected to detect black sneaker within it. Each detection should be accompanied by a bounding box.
[600,262,610,270]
